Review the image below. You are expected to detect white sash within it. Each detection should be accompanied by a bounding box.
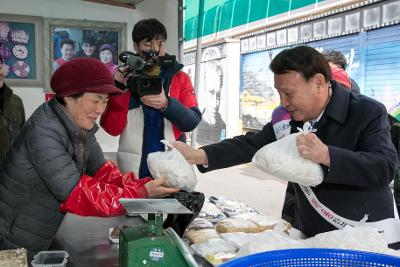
[299,184,400,244]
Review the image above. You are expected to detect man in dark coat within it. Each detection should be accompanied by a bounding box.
[173,46,399,246]
[0,54,25,163]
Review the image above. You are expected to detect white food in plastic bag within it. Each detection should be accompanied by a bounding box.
[237,230,306,257]
[252,130,323,186]
[305,226,400,256]
[216,217,265,233]
[198,201,226,222]
[215,200,257,217]
[147,140,197,191]
[220,232,260,249]
[233,213,282,229]
[191,238,237,256]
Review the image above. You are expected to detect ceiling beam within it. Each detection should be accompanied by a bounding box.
[82,0,136,9]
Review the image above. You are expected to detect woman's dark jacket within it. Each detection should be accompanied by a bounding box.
[0,97,105,257]
[0,83,25,162]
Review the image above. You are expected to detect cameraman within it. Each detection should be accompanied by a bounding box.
[101,18,201,178]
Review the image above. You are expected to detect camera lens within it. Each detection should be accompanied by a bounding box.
[142,80,150,88]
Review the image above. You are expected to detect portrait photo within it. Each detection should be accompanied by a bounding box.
[43,18,127,92]
[52,28,119,74]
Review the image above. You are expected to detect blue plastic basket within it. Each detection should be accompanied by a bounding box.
[220,248,400,267]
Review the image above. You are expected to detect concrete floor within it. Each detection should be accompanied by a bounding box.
[194,163,287,218]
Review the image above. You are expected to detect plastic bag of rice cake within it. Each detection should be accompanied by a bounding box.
[220,232,261,249]
[237,230,307,257]
[198,201,226,223]
[191,238,237,266]
[252,123,323,186]
[148,140,197,191]
[305,226,400,256]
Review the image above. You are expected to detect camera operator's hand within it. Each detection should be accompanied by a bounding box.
[144,177,180,198]
[114,65,132,87]
[140,87,169,111]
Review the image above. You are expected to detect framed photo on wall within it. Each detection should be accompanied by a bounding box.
[0,14,43,87]
[43,18,127,92]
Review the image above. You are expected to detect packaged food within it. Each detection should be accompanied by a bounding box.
[186,218,214,231]
[252,129,323,186]
[185,228,220,244]
[205,252,237,266]
[148,140,197,191]
[216,217,265,233]
[233,213,283,230]
[0,248,27,267]
[237,230,306,257]
[212,197,257,217]
[191,238,237,265]
[198,201,226,223]
[305,226,400,256]
[220,232,260,249]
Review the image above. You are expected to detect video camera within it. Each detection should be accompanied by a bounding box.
[118,51,175,96]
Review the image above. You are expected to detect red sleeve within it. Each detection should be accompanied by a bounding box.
[174,71,198,108]
[100,90,131,136]
[124,177,151,198]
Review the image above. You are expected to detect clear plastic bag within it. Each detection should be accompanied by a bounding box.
[252,124,323,186]
[147,140,197,191]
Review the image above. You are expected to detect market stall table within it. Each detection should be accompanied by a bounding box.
[50,213,212,267]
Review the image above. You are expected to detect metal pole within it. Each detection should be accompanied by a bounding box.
[191,0,205,148]
[177,0,184,62]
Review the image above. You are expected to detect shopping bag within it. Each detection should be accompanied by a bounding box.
[60,160,151,217]
[252,122,323,186]
[147,140,197,192]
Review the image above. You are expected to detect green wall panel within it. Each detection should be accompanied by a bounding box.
[267,0,290,17]
[184,0,327,41]
[232,0,250,27]
[290,0,317,11]
[185,16,198,41]
[219,0,235,31]
[248,0,268,23]
[203,6,220,36]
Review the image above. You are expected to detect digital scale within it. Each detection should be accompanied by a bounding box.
[118,198,198,267]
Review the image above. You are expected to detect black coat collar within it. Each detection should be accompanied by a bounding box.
[289,80,350,131]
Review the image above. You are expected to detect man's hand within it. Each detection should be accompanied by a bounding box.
[114,65,131,86]
[144,177,180,198]
[172,141,209,165]
[140,87,168,110]
[296,133,330,167]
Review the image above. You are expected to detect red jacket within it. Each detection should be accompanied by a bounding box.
[100,70,201,176]
[101,71,199,139]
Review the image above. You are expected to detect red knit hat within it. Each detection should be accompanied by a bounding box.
[51,58,122,97]
[331,66,351,90]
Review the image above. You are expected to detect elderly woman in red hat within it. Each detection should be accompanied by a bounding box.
[0,58,178,258]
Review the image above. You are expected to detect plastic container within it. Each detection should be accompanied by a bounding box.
[31,250,68,267]
[220,248,400,267]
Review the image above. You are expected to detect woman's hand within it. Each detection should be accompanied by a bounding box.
[172,141,208,165]
[144,177,180,198]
